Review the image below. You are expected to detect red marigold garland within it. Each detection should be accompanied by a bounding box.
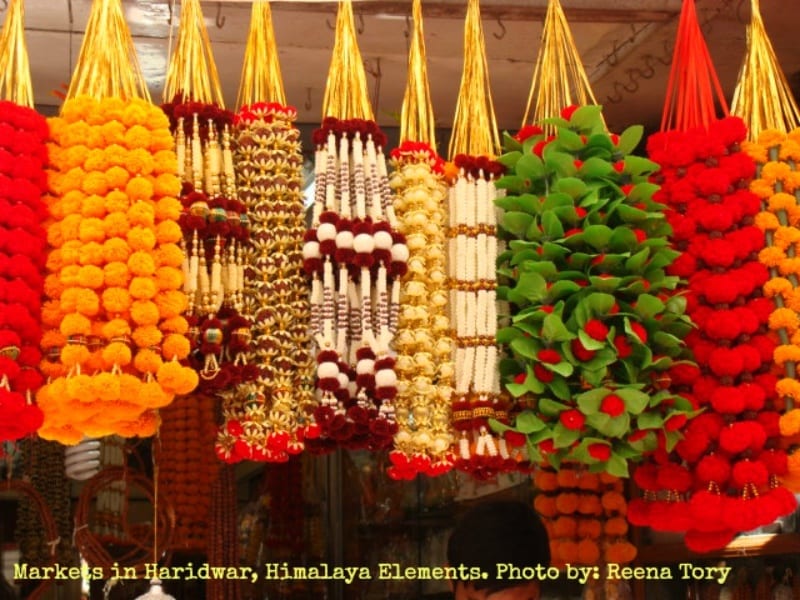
[533,466,636,569]
[0,100,46,441]
[631,118,796,552]
[745,128,800,491]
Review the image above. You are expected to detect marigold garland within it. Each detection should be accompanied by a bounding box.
[533,466,636,569]
[747,127,800,492]
[38,96,197,444]
[0,100,47,441]
[630,116,797,552]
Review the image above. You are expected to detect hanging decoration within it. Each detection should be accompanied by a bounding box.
[216,0,315,463]
[386,0,455,480]
[37,0,197,445]
[0,0,47,442]
[302,0,407,453]
[629,0,796,552]
[731,0,800,493]
[445,0,514,481]
[533,466,636,569]
[161,0,252,394]
[493,0,693,478]
[206,465,241,600]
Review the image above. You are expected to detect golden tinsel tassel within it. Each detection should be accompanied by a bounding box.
[399,0,436,148]
[447,0,499,159]
[0,0,33,107]
[237,0,286,108]
[731,0,800,138]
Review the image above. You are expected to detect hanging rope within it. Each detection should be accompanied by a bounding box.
[448,0,500,159]
[521,0,598,130]
[399,0,436,148]
[321,0,373,120]
[660,0,727,132]
[730,0,800,138]
[0,0,33,106]
[237,0,286,108]
[66,0,149,101]
[163,0,225,105]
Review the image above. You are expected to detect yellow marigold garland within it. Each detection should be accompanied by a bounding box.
[748,128,800,490]
[38,96,197,444]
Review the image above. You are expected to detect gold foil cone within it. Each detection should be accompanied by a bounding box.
[0,0,34,107]
[399,0,436,148]
[237,0,286,108]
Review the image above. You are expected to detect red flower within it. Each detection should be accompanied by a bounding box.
[621,184,634,196]
[610,133,620,145]
[613,161,625,173]
[533,140,547,157]
[537,349,561,364]
[574,159,584,170]
[600,394,625,417]
[560,409,586,431]
[633,229,647,243]
[628,430,649,443]
[541,305,554,313]
[570,338,596,362]
[584,319,609,342]
[514,124,543,142]
[504,431,527,447]
[588,443,611,461]
[575,207,587,218]
[630,322,648,343]
[561,105,579,120]
[613,335,633,359]
[533,363,554,383]
[513,372,527,384]
[664,413,687,432]
[539,438,555,454]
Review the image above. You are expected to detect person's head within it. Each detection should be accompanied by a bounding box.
[447,499,550,600]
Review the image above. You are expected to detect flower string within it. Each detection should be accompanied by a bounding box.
[629,116,797,553]
[303,118,407,452]
[745,128,800,491]
[215,102,315,463]
[38,97,198,444]
[533,466,636,569]
[386,143,455,479]
[0,100,47,441]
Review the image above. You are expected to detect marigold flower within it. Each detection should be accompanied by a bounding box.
[776,377,800,400]
[757,129,787,148]
[769,307,800,333]
[758,246,786,267]
[750,179,775,199]
[763,277,793,298]
[780,409,800,437]
[768,192,797,212]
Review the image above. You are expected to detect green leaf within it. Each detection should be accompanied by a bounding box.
[504,382,528,398]
[544,149,578,177]
[570,105,604,131]
[503,131,523,152]
[605,454,629,477]
[515,412,546,434]
[495,174,528,195]
[510,336,539,359]
[555,177,588,200]
[501,211,535,237]
[545,361,574,377]
[608,227,639,253]
[634,294,665,319]
[541,116,571,129]
[627,182,660,203]
[586,412,610,431]
[653,330,683,349]
[488,417,512,434]
[539,397,568,417]
[585,292,616,315]
[665,295,688,315]
[576,388,608,414]
[525,260,558,279]
[553,422,581,449]
[602,413,631,438]
[623,155,660,177]
[636,411,663,429]
[579,156,614,178]
[589,275,622,292]
[625,248,650,272]
[547,280,581,301]
[549,376,571,401]
[580,367,607,387]
[557,127,584,151]
[582,224,613,250]
[542,313,573,342]
[616,388,650,414]
[578,329,607,350]
[514,270,547,303]
[497,150,523,170]
[510,249,541,266]
[616,204,649,223]
[515,153,546,180]
[542,211,565,239]
[496,326,524,344]
[616,124,644,155]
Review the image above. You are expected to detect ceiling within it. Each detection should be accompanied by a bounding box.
[12,0,800,136]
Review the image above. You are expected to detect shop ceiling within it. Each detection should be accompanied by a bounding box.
[16,0,800,132]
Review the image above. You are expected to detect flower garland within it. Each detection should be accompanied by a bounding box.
[303,117,407,452]
[0,100,47,441]
[447,153,524,481]
[386,142,455,479]
[494,105,695,478]
[628,116,797,552]
[745,127,800,491]
[38,96,197,444]
[533,466,636,569]
[214,102,315,463]
[160,96,256,393]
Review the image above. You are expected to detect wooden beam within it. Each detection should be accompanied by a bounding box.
[271,2,678,23]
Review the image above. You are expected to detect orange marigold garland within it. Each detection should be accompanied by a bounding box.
[533,466,636,569]
[747,128,800,491]
[38,96,197,444]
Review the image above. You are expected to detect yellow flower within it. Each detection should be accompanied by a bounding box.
[751,179,776,200]
[758,246,786,267]
[779,139,800,162]
[757,129,788,148]
[787,127,800,146]
[755,211,780,232]
[776,377,800,400]
[769,307,800,333]
[768,192,798,212]
[774,344,800,366]
[779,408,800,436]
[774,226,800,250]
[778,257,800,276]
[763,277,792,298]
[742,141,768,164]
[784,171,800,194]
[785,290,800,313]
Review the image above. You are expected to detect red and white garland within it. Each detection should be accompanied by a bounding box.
[303,118,408,452]
[0,100,47,441]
